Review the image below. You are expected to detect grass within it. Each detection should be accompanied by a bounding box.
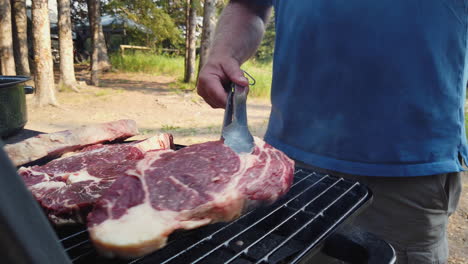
[94,90,111,97]
[160,124,181,132]
[241,60,273,98]
[466,114,468,138]
[110,52,273,98]
[110,52,189,76]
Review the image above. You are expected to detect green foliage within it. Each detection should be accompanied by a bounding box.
[242,60,273,98]
[70,0,88,25]
[465,113,468,139]
[255,12,276,62]
[110,52,273,98]
[104,0,183,48]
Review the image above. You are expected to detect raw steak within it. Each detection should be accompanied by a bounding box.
[18,134,173,225]
[87,137,294,258]
[5,119,139,166]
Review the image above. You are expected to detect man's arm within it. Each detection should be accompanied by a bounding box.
[197,0,272,108]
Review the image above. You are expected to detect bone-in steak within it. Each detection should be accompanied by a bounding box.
[18,134,173,225]
[87,137,294,258]
[5,119,139,166]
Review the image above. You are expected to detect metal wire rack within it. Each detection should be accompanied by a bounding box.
[58,167,371,264]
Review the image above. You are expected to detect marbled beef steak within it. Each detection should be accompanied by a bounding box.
[87,137,294,258]
[18,134,173,225]
[5,119,139,166]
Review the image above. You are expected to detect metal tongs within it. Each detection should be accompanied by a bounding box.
[221,72,255,154]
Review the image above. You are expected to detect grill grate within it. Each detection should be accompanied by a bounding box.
[57,167,371,264]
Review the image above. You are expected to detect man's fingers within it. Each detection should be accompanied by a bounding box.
[205,81,228,108]
[204,89,225,109]
[197,75,227,108]
[221,59,250,87]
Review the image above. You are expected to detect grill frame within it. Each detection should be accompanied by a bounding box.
[1,133,381,264]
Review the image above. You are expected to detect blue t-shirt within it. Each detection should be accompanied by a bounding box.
[262,0,468,176]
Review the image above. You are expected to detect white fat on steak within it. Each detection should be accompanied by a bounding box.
[91,203,212,258]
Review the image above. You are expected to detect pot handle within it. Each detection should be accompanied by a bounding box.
[24,86,35,94]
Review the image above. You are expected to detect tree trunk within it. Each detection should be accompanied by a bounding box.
[184,0,190,82]
[183,0,196,83]
[11,0,30,76]
[0,0,16,75]
[87,0,110,75]
[87,0,101,85]
[97,21,111,71]
[58,0,79,91]
[198,0,217,77]
[32,0,58,106]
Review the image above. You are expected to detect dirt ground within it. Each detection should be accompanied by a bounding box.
[23,68,467,264]
[26,69,271,145]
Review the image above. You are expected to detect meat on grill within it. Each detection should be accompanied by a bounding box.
[87,137,294,258]
[18,134,173,225]
[5,119,139,166]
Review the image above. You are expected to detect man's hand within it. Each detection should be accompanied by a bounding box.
[196,1,272,108]
[197,57,249,109]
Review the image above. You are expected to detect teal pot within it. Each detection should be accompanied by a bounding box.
[0,76,34,138]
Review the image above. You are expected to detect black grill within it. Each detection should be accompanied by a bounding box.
[1,132,395,264]
[56,168,371,264]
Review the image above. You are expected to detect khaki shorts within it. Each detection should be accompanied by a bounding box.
[295,161,463,264]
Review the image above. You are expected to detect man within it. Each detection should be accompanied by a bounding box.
[197,1,465,263]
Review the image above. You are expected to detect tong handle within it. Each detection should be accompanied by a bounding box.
[232,85,249,127]
[222,87,234,130]
[221,70,255,140]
